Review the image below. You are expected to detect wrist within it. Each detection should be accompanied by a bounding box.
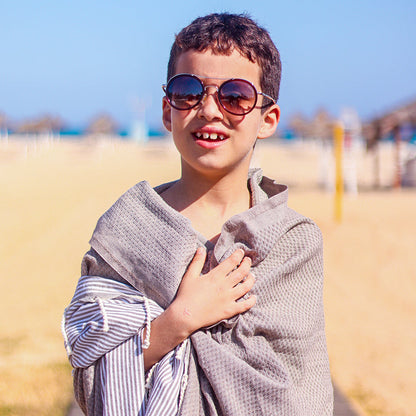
[166,300,198,339]
[142,303,192,371]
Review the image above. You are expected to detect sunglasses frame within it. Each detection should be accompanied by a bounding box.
[162,73,275,116]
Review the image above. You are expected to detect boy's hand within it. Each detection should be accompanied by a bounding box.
[170,247,256,337]
[142,247,256,370]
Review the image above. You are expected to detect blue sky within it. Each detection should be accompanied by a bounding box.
[1,0,415,130]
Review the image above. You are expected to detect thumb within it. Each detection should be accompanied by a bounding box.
[183,247,206,279]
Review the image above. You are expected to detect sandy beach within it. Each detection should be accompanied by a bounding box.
[0,135,415,415]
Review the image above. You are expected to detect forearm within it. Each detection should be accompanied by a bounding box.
[63,275,165,368]
[142,302,191,371]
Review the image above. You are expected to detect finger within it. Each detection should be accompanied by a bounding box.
[233,273,255,299]
[233,294,257,315]
[183,247,206,278]
[228,256,252,286]
[215,249,245,275]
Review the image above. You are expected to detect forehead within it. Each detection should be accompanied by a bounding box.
[175,49,261,87]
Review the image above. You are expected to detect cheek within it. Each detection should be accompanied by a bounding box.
[162,101,194,132]
[235,116,264,138]
[171,110,194,131]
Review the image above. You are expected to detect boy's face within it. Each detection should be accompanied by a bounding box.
[162,48,280,179]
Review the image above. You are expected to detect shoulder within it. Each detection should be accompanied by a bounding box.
[286,208,322,241]
[275,211,323,268]
[95,180,161,227]
[257,172,323,246]
[286,212,323,251]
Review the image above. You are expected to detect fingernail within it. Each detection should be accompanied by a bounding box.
[197,246,206,255]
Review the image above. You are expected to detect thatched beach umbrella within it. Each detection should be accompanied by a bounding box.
[16,114,64,135]
[288,112,311,139]
[364,99,416,188]
[310,109,335,141]
[362,119,383,188]
[86,113,118,137]
[288,109,336,141]
[0,113,8,135]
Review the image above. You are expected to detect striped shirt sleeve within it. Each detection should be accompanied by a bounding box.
[62,275,190,416]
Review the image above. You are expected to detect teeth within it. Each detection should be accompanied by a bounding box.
[195,132,225,140]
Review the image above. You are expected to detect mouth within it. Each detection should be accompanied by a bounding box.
[193,132,227,141]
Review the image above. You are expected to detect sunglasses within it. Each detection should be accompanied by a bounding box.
[163,73,275,116]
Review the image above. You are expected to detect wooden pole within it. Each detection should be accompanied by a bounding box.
[393,125,402,189]
[334,123,344,222]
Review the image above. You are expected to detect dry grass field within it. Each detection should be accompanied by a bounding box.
[0,136,414,415]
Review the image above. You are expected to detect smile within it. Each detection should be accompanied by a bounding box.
[194,132,226,141]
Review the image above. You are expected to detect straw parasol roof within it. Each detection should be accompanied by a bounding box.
[363,98,416,147]
[86,113,119,136]
[289,108,335,140]
[0,113,7,128]
[310,109,334,140]
[363,98,416,187]
[15,114,64,135]
[288,112,311,139]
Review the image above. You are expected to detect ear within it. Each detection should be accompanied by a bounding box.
[257,104,280,140]
[162,97,172,132]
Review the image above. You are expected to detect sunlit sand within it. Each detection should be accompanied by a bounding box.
[0,136,414,415]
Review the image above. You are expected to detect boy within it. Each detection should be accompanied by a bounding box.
[63,12,333,415]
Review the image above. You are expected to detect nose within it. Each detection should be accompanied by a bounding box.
[197,85,224,121]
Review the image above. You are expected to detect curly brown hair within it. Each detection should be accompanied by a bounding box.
[167,13,282,103]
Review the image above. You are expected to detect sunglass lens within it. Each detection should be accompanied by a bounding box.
[167,75,203,110]
[219,80,257,115]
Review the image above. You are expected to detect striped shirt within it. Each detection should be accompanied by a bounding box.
[62,275,190,415]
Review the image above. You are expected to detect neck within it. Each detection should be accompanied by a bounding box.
[160,164,252,239]
[176,163,251,212]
